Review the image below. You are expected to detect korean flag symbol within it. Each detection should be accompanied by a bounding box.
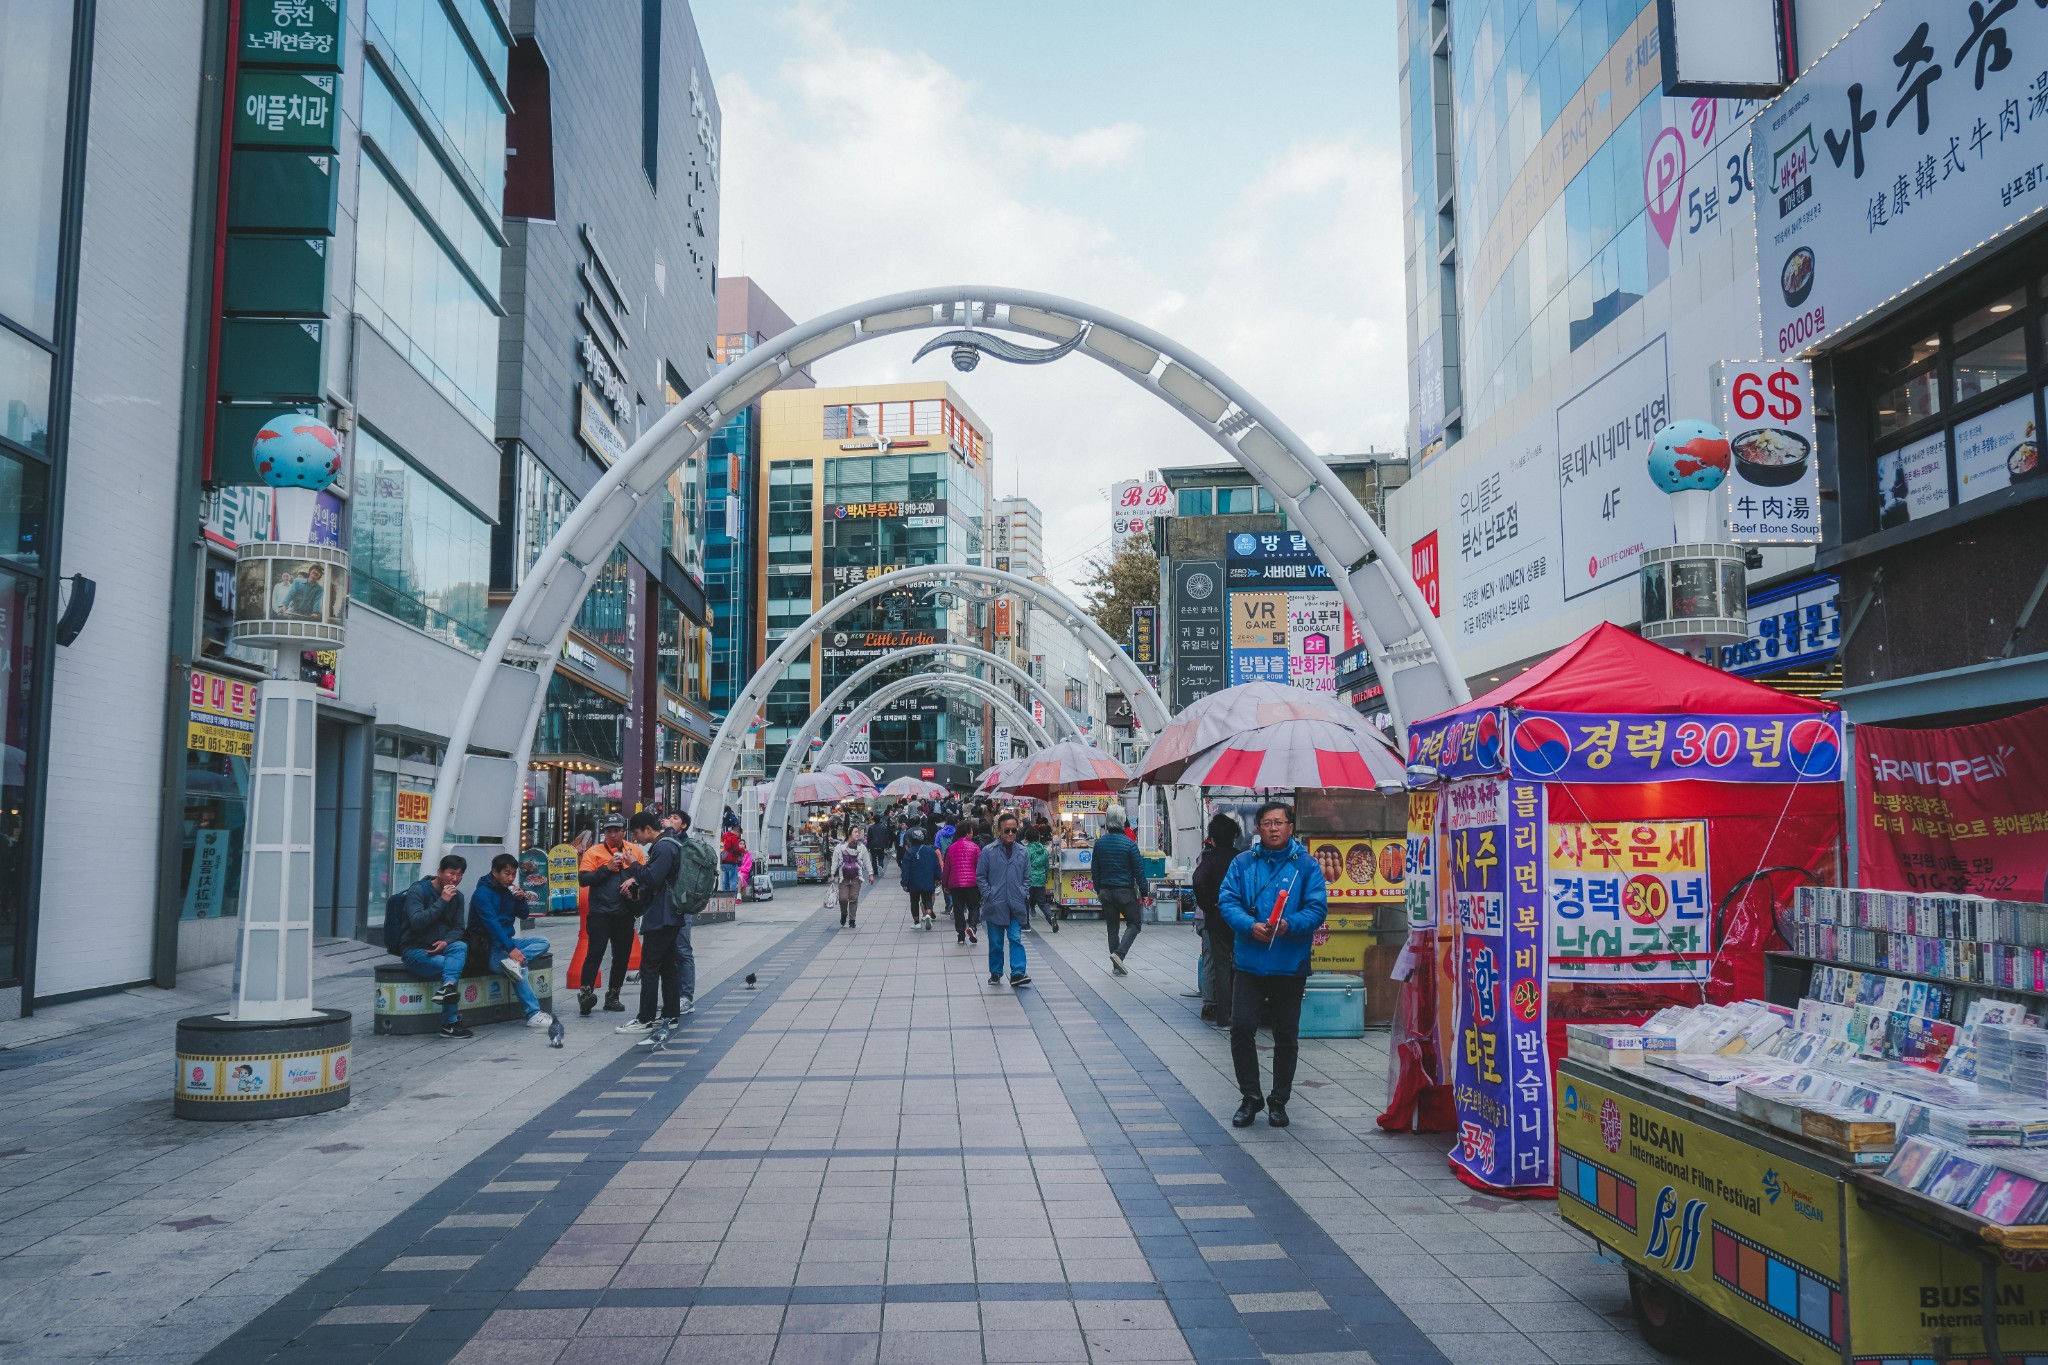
[1472,710,1503,770]
[1787,717,1841,778]
[1511,715,1572,779]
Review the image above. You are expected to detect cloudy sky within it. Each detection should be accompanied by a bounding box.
[694,0,1408,591]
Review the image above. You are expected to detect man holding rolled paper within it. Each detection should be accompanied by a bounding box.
[1217,801,1328,1129]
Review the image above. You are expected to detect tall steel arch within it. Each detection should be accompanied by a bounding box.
[814,674,1043,777]
[762,641,1075,858]
[422,288,1467,862]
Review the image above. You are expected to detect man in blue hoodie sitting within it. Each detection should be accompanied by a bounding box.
[1217,801,1328,1129]
[472,854,557,1034]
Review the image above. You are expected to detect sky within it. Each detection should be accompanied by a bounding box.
[693,0,1409,591]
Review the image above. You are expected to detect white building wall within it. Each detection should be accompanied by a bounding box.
[37,0,204,996]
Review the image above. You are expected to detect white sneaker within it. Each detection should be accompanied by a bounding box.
[526,1011,554,1029]
[677,997,694,1015]
[503,958,528,982]
[615,1018,653,1035]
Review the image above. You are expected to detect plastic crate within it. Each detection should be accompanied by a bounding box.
[1298,972,1366,1038]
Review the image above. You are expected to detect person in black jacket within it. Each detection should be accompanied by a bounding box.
[398,855,473,1039]
[1191,814,1242,1030]
[619,810,685,1038]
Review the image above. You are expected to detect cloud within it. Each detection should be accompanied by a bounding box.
[714,9,1409,593]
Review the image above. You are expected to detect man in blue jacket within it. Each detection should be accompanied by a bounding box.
[1217,801,1328,1129]
[472,854,556,1033]
[899,826,941,928]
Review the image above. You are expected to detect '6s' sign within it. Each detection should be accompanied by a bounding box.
[1720,360,1821,547]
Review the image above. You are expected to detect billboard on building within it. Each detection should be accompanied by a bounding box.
[1110,478,1171,546]
[1224,533,1357,695]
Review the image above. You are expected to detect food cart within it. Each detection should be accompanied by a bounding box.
[1052,792,1111,915]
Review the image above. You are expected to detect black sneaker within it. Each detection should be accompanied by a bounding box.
[988,973,1002,985]
[1010,974,1031,988]
[578,989,596,1017]
[433,981,458,1005]
[439,1021,474,1039]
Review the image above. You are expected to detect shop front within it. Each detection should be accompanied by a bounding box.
[524,671,628,850]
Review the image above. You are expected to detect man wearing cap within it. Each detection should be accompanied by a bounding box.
[1092,804,1149,976]
[576,815,643,1015]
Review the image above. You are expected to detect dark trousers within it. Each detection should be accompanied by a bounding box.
[908,888,934,921]
[1204,917,1237,1026]
[951,886,981,937]
[1101,886,1143,957]
[1231,971,1308,1105]
[1030,886,1059,927]
[638,925,681,1023]
[581,909,635,995]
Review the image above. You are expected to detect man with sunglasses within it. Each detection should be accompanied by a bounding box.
[1216,801,1327,1129]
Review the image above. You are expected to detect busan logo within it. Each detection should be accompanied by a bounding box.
[1787,718,1840,778]
[1512,715,1572,778]
[1231,533,1257,556]
[1472,710,1503,770]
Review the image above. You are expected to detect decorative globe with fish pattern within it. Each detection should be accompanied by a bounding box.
[1646,421,1731,494]
[252,413,342,490]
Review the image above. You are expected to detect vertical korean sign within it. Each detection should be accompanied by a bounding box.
[1405,790,1439,929]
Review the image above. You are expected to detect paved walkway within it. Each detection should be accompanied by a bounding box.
[144,886,1675,1365]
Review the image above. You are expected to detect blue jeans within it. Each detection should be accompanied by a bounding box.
[402,942,468,1024]
[988,920,1026,978]
[721,862,738,892]
[492,935,551,1018]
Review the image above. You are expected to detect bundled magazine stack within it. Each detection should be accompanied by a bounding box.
[1786,885,2048,991]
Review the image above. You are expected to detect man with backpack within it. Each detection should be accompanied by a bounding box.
[386,854,474,1039]
[899,825,940,928]
[471,853,559,1039]
[829,827,874,928]
[617,809,716,1038]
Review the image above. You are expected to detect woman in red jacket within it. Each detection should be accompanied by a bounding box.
[944,822,983,945]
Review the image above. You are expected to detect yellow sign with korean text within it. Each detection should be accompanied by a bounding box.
[1547,820,1711,982]
[188,669,259,756]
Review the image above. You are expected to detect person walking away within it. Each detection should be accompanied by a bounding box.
[1191,814,1242,1030]
[866,812,891,876]
[977,815,1033,987]
[394,855,473,1038]
[471,853,558,1037]
[1026,825,1059,932]
[900,826,941,928]
[945,822,982,944]
[1092,805,1150,975]
[830,826,875,928]
[576,816,643,1016]
[720,824,743,894]
[1218,801,1328,1129]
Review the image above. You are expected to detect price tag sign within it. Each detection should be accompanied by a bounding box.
[1720,360,1821,545]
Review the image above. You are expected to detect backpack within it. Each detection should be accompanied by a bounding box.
[382,888,412,955]
[666,834,717,916]
[838,845,864,882]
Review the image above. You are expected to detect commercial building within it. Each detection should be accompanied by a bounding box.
[707,277,807,720]
[754,382,995,783]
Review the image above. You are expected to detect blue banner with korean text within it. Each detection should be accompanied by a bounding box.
[1505,711,1841,784]
[1407,707,1509,781]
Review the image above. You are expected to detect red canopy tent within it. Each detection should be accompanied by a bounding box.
[1378,624,1845,1196]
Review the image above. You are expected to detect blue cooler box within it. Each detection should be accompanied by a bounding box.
[1298,972,1366,1038]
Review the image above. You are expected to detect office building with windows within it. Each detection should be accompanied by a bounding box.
[754,382,995,782]
[707,277,807,719]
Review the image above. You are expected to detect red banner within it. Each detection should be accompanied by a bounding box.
[1856,704,2048,899]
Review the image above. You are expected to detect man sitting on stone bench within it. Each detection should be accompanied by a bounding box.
[473,853,558,1036]
[397,854,473,1039]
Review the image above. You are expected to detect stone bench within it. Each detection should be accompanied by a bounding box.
[371,952,554,1035]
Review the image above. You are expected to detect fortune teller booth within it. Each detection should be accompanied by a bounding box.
[1401,624,1846,1194]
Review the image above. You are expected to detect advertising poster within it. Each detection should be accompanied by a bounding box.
[188,669,259,757]
[1405,791,1439,929]
[1857,703,2048,899]
[1109,478,1171,546]
[1875,431,1950,526]
[1555,336,1673,601]
[1287,594,1341,693]
[1453,414,1561,649]
[1305,836,1406,904]
[1756,0,2048,360]
[1547,820,1711,982]
[1954,392,2039,505]
[1720,361,1821,544]
[1171,560,1226,710]
[1718,575,1840,677]
[547,844,579,910]
[183,829,232,919]
[1229,592,1288,686]
[1130,605,1158,669]
[394,789,430,865]
[1504,710,1843,784]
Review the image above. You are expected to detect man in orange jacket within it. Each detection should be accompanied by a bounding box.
[573,816,644,1015]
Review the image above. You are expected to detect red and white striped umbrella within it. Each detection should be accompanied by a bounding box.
[878,775,929,798]
[790,771,853,805]
[1004,741,1132,799]
[977,758,1027,795]
[1139,681,1374,785]
[822,763,877,793]
[1176,717,1403,793]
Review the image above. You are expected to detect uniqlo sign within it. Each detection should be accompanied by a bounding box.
[1411,532,1442,617]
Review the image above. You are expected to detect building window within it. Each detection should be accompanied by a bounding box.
[574,546,633,663]
[640,0,661,190]
[1178,488,1213,517]
[0,0,77,340]
[1216,485,1257,515]
[0,323,53,458]
[366,0,509,206]
[514,450,577,576]
[350,429,493,651]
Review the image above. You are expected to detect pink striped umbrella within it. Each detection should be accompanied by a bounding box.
[1004,741,1132,799]
[790,771,854,805]
[977,758,1027,795]
[822,763,877,794]
[1139,681,1374,785]
[1175,717,1403,793]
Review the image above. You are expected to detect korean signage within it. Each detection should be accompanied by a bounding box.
[1453,414,1561,649]
[1171,559,1225,711]
[1129,605,1157,668]
[394,789,431,864]
[1229,593,1289,686]
[1547,820,1711,982]
[993,723,1010,758]
[1717,575,1839,676]
[1719,360,1820,544]
[832,714,871,763]
[823,629,942,663]
[1410,531,1441,617]
[1306,837,1405,904]
[992,597,1012,640]
[1226,530,1327,585]
[578,385,629,467]
[1450,777,1551,1191]
[1757,0,2048,359]
[188,670,259,757]
[1556,336,1673,601]
[828,499,944,521]
[234,72,338,151]
[1110,478,1172,545]
[1405,791,1439,928]
[1857,702,2048,898]
[1226,533,1356,695]
[1107,692,1135,730]
[828,563,902,591]
[240,0,344,70]
[1506,709,1843,784]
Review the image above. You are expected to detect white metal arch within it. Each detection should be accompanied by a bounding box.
[762,642,1076,859]
[817,674,1043,777]
[422,287,1467,863]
